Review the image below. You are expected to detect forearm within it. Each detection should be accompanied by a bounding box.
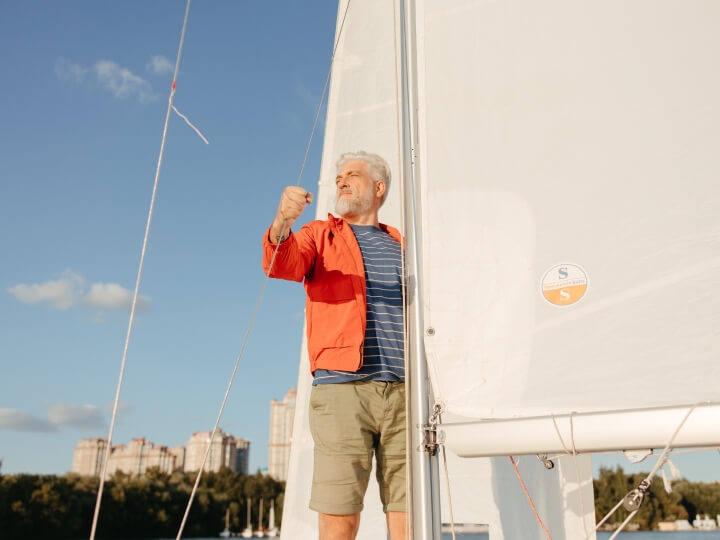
[268,215,290,245]
[262,225,312,282]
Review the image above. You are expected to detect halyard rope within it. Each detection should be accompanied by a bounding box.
[89,1,194,539]
[509,456,553,539]
[436,409,458,540]
[551,413,591,538]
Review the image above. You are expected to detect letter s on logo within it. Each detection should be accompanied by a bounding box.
[558,267,568,280]
[559,289,571,301]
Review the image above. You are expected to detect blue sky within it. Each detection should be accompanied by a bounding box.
[0,0,335,477]
[0,1,717,485]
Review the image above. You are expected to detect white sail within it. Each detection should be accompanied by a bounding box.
[420,0,720,412]
[416,1,719,536]
[281,0,720,539]
[416,0,720,446]
[280,3,402,536]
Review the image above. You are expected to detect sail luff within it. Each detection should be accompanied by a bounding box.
[279,1,403,537]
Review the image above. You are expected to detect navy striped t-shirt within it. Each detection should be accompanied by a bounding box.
[313,224,405,385]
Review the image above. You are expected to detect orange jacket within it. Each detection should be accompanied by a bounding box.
[262,214,402,374]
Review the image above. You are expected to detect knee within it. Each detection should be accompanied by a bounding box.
[318,512,361,540]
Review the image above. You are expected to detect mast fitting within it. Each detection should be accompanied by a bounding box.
[422,403,444,456]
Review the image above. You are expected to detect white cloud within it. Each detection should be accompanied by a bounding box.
[7,270,151,315]
[0,409,57,432]
[94,60,156,103]
[146,55,173,75]
[0,404,121,433]
[47,404,107,431]
[55,57,158,103]
[7,271,84,309]
[84,282,150,312]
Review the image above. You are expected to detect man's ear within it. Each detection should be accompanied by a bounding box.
[375,180,386,199]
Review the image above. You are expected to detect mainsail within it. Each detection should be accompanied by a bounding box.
[281,0,720,539]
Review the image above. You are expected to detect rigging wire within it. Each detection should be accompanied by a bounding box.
[85,0,355,537]
[264,0,352,254]
[175,3,355,540]
[88,1,194,539]
[597,404,699,539]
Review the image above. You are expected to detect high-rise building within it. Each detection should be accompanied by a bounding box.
[268,388,296,481]
[71,437,108,476]
[235,438,250,475]
[184,428,242,473]
[104,438,182,476]
[71,437,182,478]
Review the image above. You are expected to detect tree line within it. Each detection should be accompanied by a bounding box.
[1,465,719,538]
[594,466,720,531]
[0,467,284,539]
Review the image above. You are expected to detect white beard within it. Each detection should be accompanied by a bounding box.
[335,189,373,217]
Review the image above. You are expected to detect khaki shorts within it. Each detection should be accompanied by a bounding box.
[308,381,407,515]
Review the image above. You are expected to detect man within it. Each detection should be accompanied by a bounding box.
[262,151,406,540]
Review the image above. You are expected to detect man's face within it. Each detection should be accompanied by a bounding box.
[334,160,377,218]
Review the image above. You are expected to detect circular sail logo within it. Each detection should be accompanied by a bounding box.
[541,263,588,306]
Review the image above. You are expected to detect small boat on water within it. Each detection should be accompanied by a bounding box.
[265,499,279,537]
[240,497,252,538]
[219,507,231,538]
[255,498,265,537]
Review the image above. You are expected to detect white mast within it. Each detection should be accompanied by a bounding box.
[399,0,443,539]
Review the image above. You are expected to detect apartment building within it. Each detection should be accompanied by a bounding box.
[268,388,296,481]
[104,438,183,476]
[71,437,108,477]
[71,428,244,477]
[184,429,249,473]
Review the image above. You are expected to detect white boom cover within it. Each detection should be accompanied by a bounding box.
[281,1,720,539]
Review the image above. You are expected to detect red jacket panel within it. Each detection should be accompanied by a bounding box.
[262,214,402,374]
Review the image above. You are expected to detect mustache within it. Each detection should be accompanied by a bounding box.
[336,188,356,197]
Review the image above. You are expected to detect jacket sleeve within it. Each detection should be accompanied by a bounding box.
[261,223,318,282]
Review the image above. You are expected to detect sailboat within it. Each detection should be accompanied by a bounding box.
[278,0,720,539]
[266,499,279,538]
[240,497,253,539]
[256,498,265,538]
[219,507,232,538]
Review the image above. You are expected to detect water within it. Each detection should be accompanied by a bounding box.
[442,533,720,540]
[436,533,718,540]
[596,533,720,540]
[178,533,720,540]
[438,534,720,540]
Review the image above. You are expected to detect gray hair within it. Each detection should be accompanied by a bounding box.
[336,151,392,205]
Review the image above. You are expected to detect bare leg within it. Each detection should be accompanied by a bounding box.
[387,511,407,540]
[319,512,361,540]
